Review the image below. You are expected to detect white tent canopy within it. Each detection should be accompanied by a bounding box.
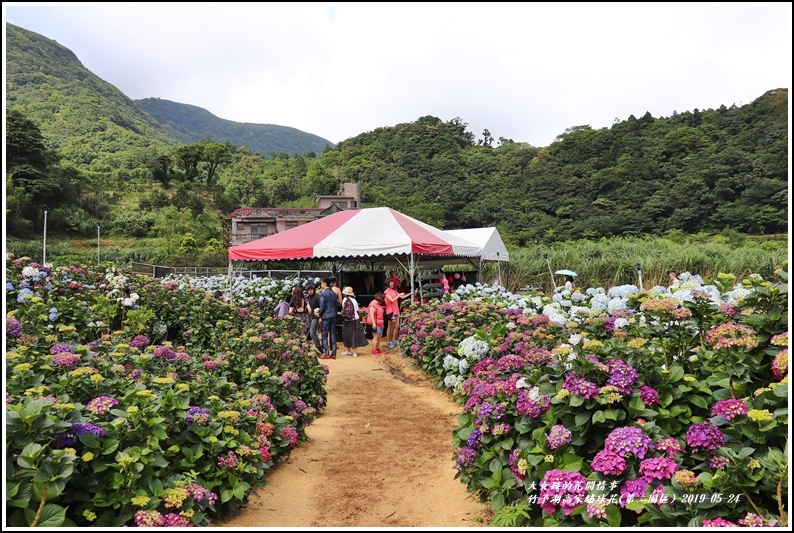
[445,227,509,262]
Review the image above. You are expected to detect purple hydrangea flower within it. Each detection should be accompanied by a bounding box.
[563,373,599,399]
[279,426,299,447]
[52,352,81,367]
[620,477,650,512]
[710,399,748,421]
[134,510,165,527]
[701,517,738,527]
[606,359,639,394]
[6,316,23,339]
[605,426,653,458]
[639,456,678,480]
[477,402,506,422]
[467,429,482,448]
[591,449,627,476]
[654,437,684,458]
[128,335,151,348]
[86,396,119,415]
[516,388,551,419]
[639,384,659,406]
[686,421,725,452]
[539,469,588,516]
[508,448,528,480]
[54,422,105,447]
[455,446,477,470]
[49,343,75,354]
[185,407,210,426]
[153,345,177,360]
[546,425,572,450]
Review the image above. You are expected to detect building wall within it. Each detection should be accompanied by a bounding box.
[229,183,361,245]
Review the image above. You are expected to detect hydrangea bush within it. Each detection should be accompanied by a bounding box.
[402,272,788,527]
[5,256,328,527]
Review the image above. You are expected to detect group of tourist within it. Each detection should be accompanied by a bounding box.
[272,273,412,359]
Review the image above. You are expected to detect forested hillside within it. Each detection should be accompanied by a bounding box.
[135,97,335,156]
[5,22,789,267]
[5,23,177,171]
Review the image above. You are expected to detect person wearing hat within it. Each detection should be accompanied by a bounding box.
[340,286,368,357]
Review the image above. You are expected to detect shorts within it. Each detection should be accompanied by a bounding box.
[374,326,384,334]
[384,313,394,323]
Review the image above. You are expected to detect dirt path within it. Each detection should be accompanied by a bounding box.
[213,343,491,528]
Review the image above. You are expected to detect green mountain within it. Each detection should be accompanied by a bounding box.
[5,22,178,171]
[135,97,335,157]
[5,22,336,169]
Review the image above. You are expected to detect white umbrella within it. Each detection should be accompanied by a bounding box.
[555,269,578,277]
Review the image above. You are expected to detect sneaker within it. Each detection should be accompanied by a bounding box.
[372,349,381,356]
[352,353,358,358]
[388,341,399,348]
[341,350,351,355]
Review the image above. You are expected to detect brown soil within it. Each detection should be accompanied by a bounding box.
[212,342,491,528]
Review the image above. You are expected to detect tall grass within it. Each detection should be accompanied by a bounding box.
[481,234,788,293]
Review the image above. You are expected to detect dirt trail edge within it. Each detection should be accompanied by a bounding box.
[213,344,491,528]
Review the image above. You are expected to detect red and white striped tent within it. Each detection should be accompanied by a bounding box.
[227,207,487,293]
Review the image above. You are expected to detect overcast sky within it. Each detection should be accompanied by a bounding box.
[4,2,792,147]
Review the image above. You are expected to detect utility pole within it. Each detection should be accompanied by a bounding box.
[544,253,557,291]
[97,225,101,264]
[42,205,49,265]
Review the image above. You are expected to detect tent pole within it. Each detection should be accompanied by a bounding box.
[410,254,415,304]
[227,261,233,304]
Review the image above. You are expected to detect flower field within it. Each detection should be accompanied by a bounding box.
[5,255,789,528]
[400,272,789,527]
[5,258,327,527]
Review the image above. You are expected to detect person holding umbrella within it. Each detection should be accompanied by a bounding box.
[555,269,577,291]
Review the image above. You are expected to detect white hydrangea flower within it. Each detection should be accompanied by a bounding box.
[607,298,629,314]
[443,355,460,371]
[458,358,470,374]
[607,284,639,299]
[571,291,587,303]
[724,285,752,305]
[542,303,568,325]
[589,293,610,311]
[613,317,629,330]
[458,336,489,359]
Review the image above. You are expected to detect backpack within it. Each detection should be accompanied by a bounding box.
[341,297,356,321]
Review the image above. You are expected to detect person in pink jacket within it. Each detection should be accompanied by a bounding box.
[384,278,411,350]
[368,292,386,356]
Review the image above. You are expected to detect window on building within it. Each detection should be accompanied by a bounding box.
[236,222,245,230]
[333,201,348,209]
[285,221,299,229]
[251,225,266,234]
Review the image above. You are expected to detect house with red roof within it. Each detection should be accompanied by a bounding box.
[224,183,361,246]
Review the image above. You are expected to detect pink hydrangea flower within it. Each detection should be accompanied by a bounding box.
[639,456,678,480]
